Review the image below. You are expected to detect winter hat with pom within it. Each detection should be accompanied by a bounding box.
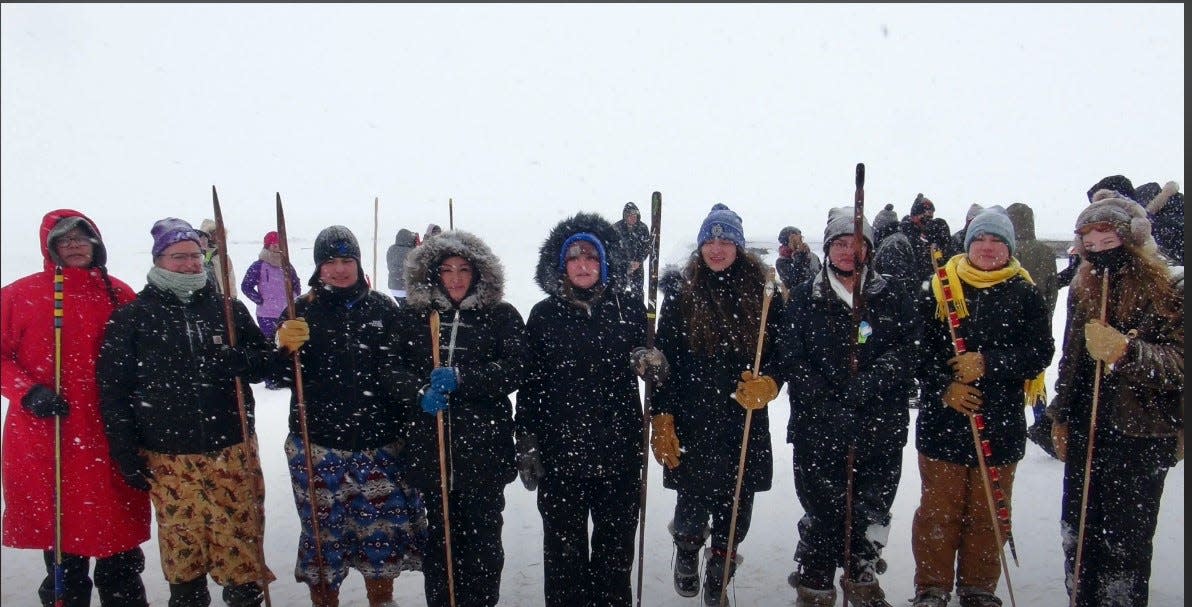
[964,206,1016,256]
[873,203,898,232]
[558,232,609,285]
[697,203,745,247]
[263,231,280,248]
[150,218,201,257]
[1073,189,1156,255]
[910,194,935,217]
[823,207,875,251]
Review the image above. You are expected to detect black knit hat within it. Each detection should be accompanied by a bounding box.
[1086,175,1135,203]
[910,194,935,217]
[310,225,364,286]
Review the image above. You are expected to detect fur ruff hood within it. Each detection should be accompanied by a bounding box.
[534,212,629,298]
[404,230,505,310]
[1146,181,1181,215]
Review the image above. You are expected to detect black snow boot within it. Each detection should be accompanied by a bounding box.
[669,521,708,598]
[702,546,741,607]
[167,577,211,607]
[222,582,264,607]
[94,548,148,607]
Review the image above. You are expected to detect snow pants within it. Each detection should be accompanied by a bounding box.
[1061,425,1175,607]
[284,434,427,589]
[422,482,506,607]
[536,471,640,607]
[911,454,1016,595]
[672,489,755,555]
[37,547,147,607]
[791,427,903,579]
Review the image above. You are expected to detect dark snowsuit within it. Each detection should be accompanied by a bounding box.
[612,202,651,302]
[518,213,646,606]
[776,248,822,293]
[1049,266,1183,607]
[777,268,921,577]
[392,231,527,607]
[874,217,935,298]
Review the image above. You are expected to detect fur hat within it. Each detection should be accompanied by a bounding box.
[823,207,875,251]
[47,214,104,267]
[150,217,201,257]
[1073,189,1156,255]
[697,203,745,247]
[964,206,1016,256]
[1086,175,1135,203]
[198,219,218,240]
[405,230,505,310]
[910,194,935,217]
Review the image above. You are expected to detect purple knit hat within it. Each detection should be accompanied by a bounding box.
[150,217,201,256]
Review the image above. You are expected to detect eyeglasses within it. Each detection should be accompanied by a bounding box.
[163,252,204,263]
[56,236,92,247]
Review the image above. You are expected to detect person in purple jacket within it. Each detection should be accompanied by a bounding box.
[241,230,300,389]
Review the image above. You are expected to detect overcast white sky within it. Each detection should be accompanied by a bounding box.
[2,3,1184,289]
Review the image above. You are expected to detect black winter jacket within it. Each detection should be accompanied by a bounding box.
[98,283,272,455]
[916,270,1054,467]
[280,283,407,451]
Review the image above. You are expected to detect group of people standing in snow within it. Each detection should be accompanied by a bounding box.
[1,177,1182,607]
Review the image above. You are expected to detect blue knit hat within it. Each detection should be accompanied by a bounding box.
[558,232,609,285]
[697,203,745,247]
[964,206,1016,256]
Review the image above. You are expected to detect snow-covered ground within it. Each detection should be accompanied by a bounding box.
[2,235,1183,606]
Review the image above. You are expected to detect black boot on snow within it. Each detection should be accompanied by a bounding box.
[669,520,708,598]
[702,546,742,607]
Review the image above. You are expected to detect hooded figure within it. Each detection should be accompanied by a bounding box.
[239,230,300,348]
[2,210,149,607]
[386,228,420,301]
[393,230,527,607]
[516,212,654,606]
[650,203,784,606]
[198,218,236,298]
[778,206,921,606]
[612,201,652,302]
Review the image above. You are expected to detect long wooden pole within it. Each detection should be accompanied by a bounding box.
[634,191,662,607]
[212,186,272,607]
[720,268,777,606]
[1069,269,1111,607]
[275,194,329,596]
[430,311,457,607]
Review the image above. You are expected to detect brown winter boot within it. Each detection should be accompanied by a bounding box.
[840,571,893,607]
[309,582,339,607]
[364,577,397,607]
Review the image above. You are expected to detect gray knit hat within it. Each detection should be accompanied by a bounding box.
[964,206,1016,256]
[823,207,874,252]
[1073,190,1156,255]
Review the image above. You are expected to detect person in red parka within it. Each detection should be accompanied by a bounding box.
[2,209,151,606]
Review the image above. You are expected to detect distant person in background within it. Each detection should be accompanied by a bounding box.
[1048,190,1183,607]
[240,230,301,389]
[874,193,937,297]
[1136,181,1184,265]
[424,223,443,242]
[775,226,821,296]
[199,218,237,298]
[927,217,960,260]
[386,228,419,305]
[2,209,150,607]
[951,204,984,255]
[613,202,652,302]
[872,204,900,248]
[1007,202,1061,458]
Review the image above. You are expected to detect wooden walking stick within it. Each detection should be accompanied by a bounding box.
[276,194,330,597]
[719,267,779,606]
[52,266,65,607]
[841,163,866,607]
[448,198,454,230]
[634,191,662,607]
[212,186,273,607]
[1069,269,1111,607]
[930,245,1018,607]
[430,310,457,607]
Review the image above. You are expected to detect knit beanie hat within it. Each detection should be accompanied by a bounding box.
[558,232,609,285]
[47,215,105,268]
[263,231,280,248]
[965,203,985,223]
[313,225,361,265]
[910,194,935,217]
[823,207,875,251]
[1073,190,1156,255]
[778,226,801,245]
[872,203,898,232]
[150,217,202,257]
[697,203,745,247]
[1087,175,1135,203]
[964,206,1016,256]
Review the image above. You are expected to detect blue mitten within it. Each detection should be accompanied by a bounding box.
[421,387,449,415]
[430,367,458,393]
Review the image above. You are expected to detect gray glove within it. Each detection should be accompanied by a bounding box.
[516,433,545,491]
[630,347,670,384]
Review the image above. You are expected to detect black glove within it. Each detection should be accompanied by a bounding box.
[630,347,670,384]
[515,433,545,491]
[215,345,252,379]
[21,384,69,418]
[112,449,152,491]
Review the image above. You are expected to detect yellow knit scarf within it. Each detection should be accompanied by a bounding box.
[931,254,1047,407]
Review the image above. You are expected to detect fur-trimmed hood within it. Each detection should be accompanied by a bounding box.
[1073,189,1158,256]
[534,212,628,298]
[1146,181,1181,215]
[404,230,505,311]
